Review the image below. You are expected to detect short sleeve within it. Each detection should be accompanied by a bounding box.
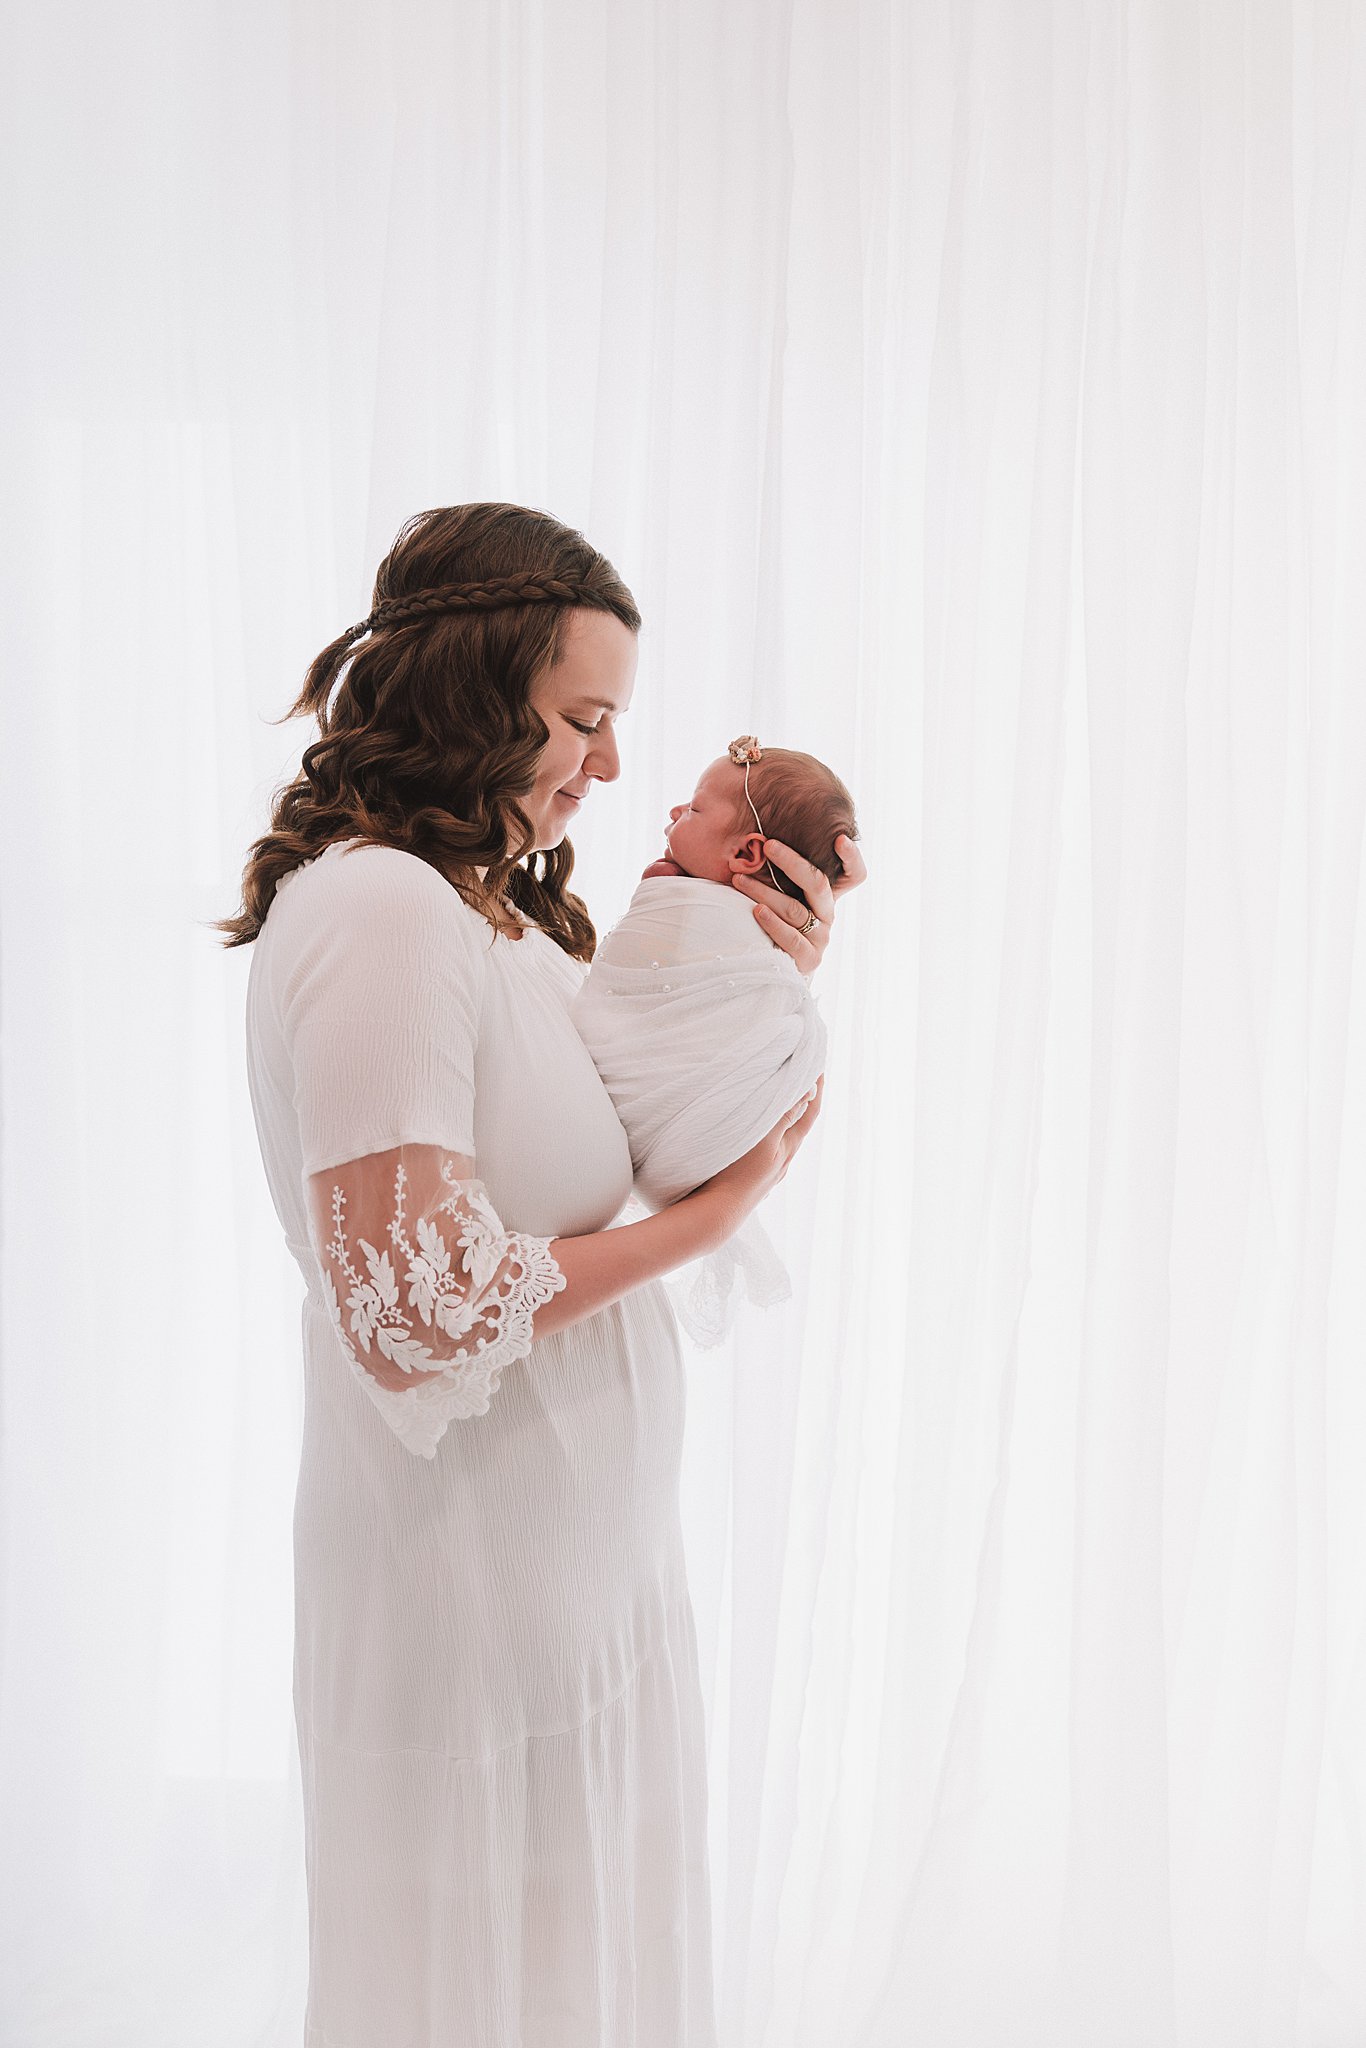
[280,845,482,1176]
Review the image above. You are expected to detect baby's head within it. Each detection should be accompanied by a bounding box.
[661,737,859,902]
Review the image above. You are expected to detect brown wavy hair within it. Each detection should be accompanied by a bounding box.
[212,504,640,960]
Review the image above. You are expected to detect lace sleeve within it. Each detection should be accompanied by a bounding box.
[306,1141,567,1458]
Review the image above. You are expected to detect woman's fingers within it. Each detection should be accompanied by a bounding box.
[788,1074,822,1123]
[831,833,867,898]
[797,1073,824,1124]
[767,837,836,919]
[780,1075,824,1178]
[731,839,835,973]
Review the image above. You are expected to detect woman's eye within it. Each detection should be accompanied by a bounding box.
[570,719,600,736]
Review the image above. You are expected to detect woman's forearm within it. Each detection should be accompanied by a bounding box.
[533,1188,738,1340]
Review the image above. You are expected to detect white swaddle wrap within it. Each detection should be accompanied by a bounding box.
[570,875,826,1347]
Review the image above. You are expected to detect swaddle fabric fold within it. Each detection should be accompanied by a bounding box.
[571,877,827,1346]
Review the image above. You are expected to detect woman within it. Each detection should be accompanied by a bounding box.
[217,502,866,2046]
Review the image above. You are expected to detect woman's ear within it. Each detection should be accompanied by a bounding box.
[727,833,767,875]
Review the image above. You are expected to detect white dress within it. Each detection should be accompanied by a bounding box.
[244,839,717,2048]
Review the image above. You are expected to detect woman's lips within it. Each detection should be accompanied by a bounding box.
[557,790,584,805]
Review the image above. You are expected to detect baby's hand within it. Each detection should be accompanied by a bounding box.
[640,857,686,880]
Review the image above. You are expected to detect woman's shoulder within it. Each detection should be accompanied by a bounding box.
[275,837,460,903]
[269,839,496,949]
[264,839,594,975]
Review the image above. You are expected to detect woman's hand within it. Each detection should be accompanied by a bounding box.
[730,833,867,975]
[689,1075,825,1230]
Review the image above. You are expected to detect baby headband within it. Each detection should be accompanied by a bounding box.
[727,734,786,897]
[344,572,599,643]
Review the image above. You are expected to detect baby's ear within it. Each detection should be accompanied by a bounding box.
[727,833,767,875]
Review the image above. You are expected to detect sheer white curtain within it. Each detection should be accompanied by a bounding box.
[2,0,1363,2042]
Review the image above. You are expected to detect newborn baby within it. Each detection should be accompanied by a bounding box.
[570,734,859,1346]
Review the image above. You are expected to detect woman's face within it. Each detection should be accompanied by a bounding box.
[523,609,638,850]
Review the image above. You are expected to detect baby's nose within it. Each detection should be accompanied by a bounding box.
[669,804,684,821]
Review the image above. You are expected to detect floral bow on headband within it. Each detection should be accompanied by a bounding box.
[726,734,784,893]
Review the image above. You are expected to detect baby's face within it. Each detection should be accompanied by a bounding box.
[658,757,764,883]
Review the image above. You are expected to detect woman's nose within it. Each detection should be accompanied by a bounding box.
[589,725,622,783]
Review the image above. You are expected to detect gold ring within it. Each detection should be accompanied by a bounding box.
[799,910,817,936]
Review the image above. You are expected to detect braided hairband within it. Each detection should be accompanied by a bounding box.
[727,734,807,912]
[343,572,598,643]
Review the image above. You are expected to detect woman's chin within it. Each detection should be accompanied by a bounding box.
[530,816,568,853]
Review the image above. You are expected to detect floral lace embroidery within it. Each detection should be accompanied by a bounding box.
[319,1156,566,1386]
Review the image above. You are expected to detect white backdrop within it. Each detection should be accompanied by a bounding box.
[2,0,1364,2043]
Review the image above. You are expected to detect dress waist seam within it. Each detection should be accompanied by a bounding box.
[300,1638,679,1766]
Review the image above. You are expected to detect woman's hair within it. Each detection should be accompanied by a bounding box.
[213,503,640,960]
[731,750,859,904]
